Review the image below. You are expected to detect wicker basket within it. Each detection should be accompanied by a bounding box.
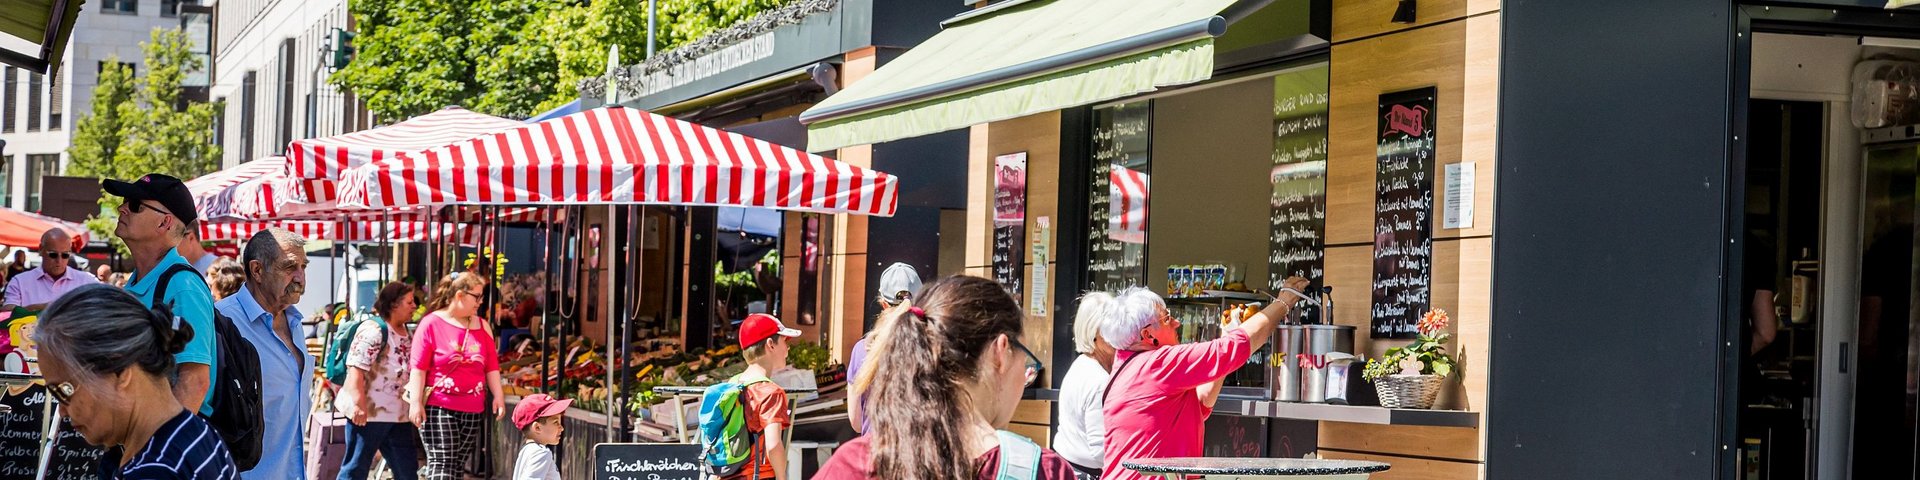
[1374,374,1443,409]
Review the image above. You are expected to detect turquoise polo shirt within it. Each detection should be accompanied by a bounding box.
[124,248,217,415]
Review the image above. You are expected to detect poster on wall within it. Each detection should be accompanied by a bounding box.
[1087,101,1152,292]
[1269,64,1330,298]
[1370,87,1436,339]
[993,152,1028,296]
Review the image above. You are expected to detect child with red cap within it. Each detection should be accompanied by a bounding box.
[510,394,572,480]
[727,313,801,480]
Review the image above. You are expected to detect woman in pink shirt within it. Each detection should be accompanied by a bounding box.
[407,272,504,480]
[1099,277,1309,480]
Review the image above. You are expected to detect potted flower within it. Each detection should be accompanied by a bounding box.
[1362,309,1456,409]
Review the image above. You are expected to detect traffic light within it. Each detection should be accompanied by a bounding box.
[328,28,356,69]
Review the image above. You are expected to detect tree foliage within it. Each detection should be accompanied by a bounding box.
[67,28,222,253]
[334,0,792,120]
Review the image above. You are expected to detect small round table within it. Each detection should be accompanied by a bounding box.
[1123,458,1390,480]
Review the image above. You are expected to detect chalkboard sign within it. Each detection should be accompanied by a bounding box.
[1269,64,1330,297]
[993,152,1028,296]
[1371,87,1437,339]
[1202,415,1267,458]
[0,385,103,480]
[593,443,704,480]
[1087,101,1152,292]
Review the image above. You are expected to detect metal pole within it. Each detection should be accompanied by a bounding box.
[646,0,657,58]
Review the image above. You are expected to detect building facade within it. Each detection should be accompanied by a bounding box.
[210,0,364,168]
[0,0,187,212]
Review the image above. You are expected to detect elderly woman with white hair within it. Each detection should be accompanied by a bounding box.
[1051,291,1116,479]
[1100,277,1311,480]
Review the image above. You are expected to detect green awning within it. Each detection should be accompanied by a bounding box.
[0,0,85,74]
[799,0,1240,152]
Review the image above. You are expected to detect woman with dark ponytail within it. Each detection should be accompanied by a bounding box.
[816,275,1078,479]
[34,284,238,479]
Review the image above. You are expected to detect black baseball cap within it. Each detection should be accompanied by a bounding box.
[102,174,199,225]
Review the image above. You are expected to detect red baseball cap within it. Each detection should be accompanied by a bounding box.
[738,313,800,349]
[511,394,573,430]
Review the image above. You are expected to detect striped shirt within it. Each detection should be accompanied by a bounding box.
[99,410,239,480]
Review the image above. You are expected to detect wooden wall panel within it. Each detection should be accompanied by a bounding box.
[1332,0,1495,43]
[1320,450,1482,480]
[981,112,1065,376]
[1327,18,1497,245]
[1322,236,1487,415]
[1318,422,1481,462]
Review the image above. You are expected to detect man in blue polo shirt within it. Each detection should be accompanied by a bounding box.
[220,227,312,480]
[105,173,218,415]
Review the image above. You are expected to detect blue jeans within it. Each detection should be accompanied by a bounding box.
[336,421,421,480]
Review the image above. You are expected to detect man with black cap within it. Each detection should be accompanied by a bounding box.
[104,173,219,415]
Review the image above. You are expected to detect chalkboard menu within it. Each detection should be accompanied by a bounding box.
[1269,64,1330,294]
[1087,101,1152,292]
[593,443,704,480]
[993,152,1028,296]
[0,385,102,480]
[1202,415,1267,458]
[1371,87,1437,339]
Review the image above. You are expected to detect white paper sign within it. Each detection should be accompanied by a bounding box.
[1443,162,1475,229]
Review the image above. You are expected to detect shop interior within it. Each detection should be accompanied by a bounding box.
[1742,32,1920,480]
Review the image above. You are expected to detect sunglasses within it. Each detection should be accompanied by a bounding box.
[126,201,173,217]
[1010,339,1043,388]
[41,252,71,260]
[48,381,75,404]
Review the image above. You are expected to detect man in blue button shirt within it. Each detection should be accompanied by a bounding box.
[218,227,313,480]
[104,173,218,415]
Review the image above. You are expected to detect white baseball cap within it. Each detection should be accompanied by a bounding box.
[876,262,923,304]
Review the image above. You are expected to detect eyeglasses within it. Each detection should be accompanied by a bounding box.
[41,252,71,260]
[460,289,485,299]
[126,201,173,217]
[48,381,75,404]
[1010,339,1042,388]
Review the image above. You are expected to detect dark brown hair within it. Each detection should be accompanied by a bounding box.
[374,281,416,320]
[857,275,1024,479]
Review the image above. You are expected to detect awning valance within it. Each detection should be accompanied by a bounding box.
[0,0,82,74]
[798,0,1239,152]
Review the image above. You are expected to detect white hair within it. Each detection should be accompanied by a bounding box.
[1071,291,1115,354]
[1100,286,1166,350]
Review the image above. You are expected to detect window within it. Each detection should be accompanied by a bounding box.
[0,156,11,208]
[102,0,136,14]
[278,38,296,151]
[25,154,59,212]
[26,73,40,131]
[162,0,181,17]
[3,67,15,133]
[241,71,256,159]
[48,68,61,130]
[212,96,225,148]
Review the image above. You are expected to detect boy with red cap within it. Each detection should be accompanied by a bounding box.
[729,313,800,480]
[510,394,572,480]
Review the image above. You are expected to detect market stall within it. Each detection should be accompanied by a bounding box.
[332,105,898,479]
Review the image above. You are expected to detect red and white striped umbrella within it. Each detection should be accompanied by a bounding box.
[335,106,899,216]
[286,106,523,203]
[199,220,491,246]
[189,157,287,221]
[1109,167,1148,244]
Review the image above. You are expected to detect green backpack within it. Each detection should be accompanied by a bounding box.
[323,314,388,386]
[698,373,773,477]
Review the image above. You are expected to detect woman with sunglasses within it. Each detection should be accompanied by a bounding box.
[408,272,503,480]
[35,284,237,479]
[817,275,1076,479]
[1098,278,1310,480]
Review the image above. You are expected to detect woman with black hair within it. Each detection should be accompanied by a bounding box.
[35,284,237,479]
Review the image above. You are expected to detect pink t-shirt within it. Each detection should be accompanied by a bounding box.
[1102,327,1252,480]
[411,312,499,413]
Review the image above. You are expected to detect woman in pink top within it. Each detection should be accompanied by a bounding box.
[1099,278,1309,480]
[407,272,503,480]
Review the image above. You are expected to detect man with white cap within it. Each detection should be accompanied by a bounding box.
[845,262,922,433]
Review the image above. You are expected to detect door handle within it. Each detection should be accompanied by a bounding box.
[1840,342,1849,374]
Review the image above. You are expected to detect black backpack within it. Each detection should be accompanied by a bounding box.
[154,263,265,471]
